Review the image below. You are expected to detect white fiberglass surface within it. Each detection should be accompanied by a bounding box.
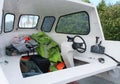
[0,30,119,84]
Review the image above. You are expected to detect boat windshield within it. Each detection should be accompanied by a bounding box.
[19,15,39,29]
[0,13,2,33]
[56,12,90,35]
[0,0,3,34]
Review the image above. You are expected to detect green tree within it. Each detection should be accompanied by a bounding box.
[97,0,106,11]
[82,0,90,3]
[97,1,120,40]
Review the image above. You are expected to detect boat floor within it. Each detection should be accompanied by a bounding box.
[78,76,116,84]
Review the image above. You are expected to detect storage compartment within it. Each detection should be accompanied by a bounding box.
[74,59,89,66]
[20,60,43,78]
[20,55,50,78]
[30,55,50,73]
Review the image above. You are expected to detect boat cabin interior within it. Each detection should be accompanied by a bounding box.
[0,0,120,84]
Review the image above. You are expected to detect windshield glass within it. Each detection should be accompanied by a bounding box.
[41,16,55,32]
[56,12,90,35]
[5,14,15,32]
[19,15,39,28]
[0,0,4,34]
[0,13,2,33]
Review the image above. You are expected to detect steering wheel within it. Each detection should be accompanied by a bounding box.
[72,36,87,53]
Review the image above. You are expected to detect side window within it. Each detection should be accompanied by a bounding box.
[5,14,15,32]
[0,13,2,33]
[41,16,55,32]
[19,15,39,28]
[56,12,90,35]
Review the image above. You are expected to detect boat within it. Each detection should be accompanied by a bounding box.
[0,0,120,84]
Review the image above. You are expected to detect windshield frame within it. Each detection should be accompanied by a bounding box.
[0,10,3,34]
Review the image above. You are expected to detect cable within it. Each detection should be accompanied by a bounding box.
[104,53,120,66]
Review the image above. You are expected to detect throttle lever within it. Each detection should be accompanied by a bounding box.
[96,37,99,44]
[98,41,102,46]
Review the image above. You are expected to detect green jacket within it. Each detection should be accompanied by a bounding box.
[31,32,62,71]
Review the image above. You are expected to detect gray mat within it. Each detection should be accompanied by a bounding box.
[78,76,116,84]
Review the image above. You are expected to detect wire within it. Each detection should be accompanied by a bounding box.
[104,53,120,66]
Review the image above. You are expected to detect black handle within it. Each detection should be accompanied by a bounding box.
[96,37,99,44]
[98,41,102,46]
[67,36,74,42]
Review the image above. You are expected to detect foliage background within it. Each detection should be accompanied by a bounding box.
[83,0,120,41]
[97,0,120,40]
